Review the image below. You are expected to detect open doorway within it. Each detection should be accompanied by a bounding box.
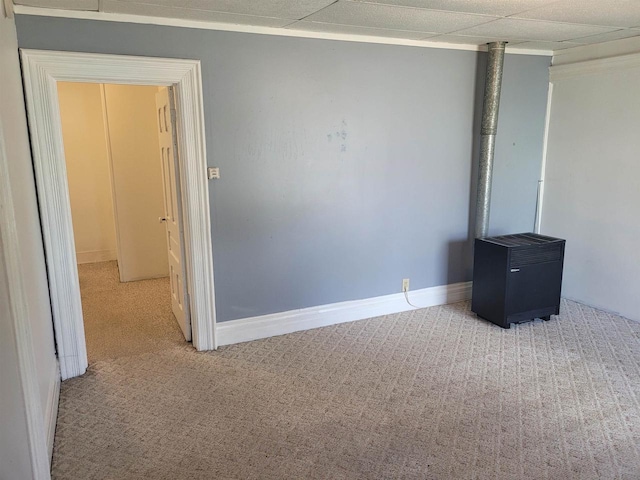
[21,50,217,380]
[57,82,190,363]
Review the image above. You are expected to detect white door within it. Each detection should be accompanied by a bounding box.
[103,84,170,282]
[156,87,191,341]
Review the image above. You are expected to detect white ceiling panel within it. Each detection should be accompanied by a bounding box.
[288,20,434,40]
[304,1,498,33]
[569,28,640,45]
[455,18,617,42]
[15,0,640,52]
[515,0,640,29]
[426,34,525,45]
[437,31,532,43]
[101,1,294,27]
[507,40,583,51]
[13,0,98,10]
[106,0,336,20]
[351,0,559,18]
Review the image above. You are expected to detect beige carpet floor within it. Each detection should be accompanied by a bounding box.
[54,266,640,479]
[78,261,186,363]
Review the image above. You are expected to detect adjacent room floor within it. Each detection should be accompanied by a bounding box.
[78,261,185,363]
[54,279,640,478]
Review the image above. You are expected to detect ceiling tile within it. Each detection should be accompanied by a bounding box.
[507,40,583,51]
[288,20,434,40]
[352,0,558,17]
[455,18,617,42]
[570,28,640,44]
[304,1,498,33]
[105,0,336,20]
[18,0,640,50]
[14,0,98,10]
[101,1,294,27]
[427,34,524,45]
[515,0,640,29]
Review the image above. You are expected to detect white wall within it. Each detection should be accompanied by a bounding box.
[542,54,640,321]
[0,7,56,480]
[104,84,169,281]
[0,223,38,480]
[58,82,118,264]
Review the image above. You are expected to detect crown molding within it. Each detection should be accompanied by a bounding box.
[552,35,640,66]
[550,51,640,82]
[14,5,552,56]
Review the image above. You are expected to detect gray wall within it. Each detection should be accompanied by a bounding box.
[491,55,550,234]
[16,15,550,322]
[542,63,640,322]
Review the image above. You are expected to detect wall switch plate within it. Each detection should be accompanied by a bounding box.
[402,278,410,292]
[207,167,220,179]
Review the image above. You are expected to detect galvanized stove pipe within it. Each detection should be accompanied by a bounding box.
[475,41,506,238]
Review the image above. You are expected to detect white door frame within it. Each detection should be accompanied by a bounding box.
[21,49,217,380]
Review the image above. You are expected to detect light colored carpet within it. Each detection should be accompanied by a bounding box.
[78,261,186,363]
[54,268,640,479]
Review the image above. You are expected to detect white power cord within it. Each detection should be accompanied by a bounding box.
[403,288,420,308]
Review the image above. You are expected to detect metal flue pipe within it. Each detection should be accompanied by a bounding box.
[475,41,506,238]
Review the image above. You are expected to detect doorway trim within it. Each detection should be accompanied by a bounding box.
[21,49,217,380]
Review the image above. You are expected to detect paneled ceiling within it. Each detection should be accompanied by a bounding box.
[13,0,640,53]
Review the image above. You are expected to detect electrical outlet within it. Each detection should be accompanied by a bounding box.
[402,278,410,293]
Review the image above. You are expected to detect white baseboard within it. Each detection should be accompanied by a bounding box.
[45,361,61,461]
[217,281,472,346]
[76,249,117,264]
